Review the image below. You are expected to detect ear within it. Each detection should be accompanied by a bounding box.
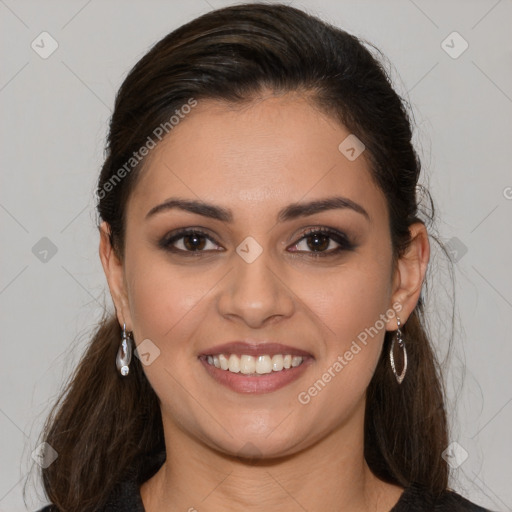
[98,221,133,330]
[386,222,430,330]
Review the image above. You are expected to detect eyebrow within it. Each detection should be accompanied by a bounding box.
[145,196,370,223]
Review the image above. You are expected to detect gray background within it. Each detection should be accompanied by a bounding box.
[1,0,511,510]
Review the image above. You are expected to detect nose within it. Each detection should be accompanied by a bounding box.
[216,247,295,329]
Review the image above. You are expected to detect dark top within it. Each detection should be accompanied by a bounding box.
[37,449,495,511]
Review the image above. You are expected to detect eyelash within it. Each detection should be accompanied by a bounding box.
[159,227,355,258]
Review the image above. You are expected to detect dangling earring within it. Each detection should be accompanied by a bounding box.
[116,323,133,376]
[390,316,407,384]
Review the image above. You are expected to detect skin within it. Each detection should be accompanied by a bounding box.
[99,90,430,512]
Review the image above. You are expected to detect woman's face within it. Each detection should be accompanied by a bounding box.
[109,92,407,458]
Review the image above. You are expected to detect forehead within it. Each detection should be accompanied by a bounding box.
[127,93,386,223]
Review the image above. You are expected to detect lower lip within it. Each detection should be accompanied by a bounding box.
[199,356,313,394]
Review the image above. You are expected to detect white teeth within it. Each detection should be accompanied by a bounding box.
[291,356,303,367]
[228,354,240,373]
[256,355,273,374]
[272,354,284,371]
[205,353,305,375]
[218,354,229,370]
[240,355,255,374]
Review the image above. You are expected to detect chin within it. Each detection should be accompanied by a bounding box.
[205,429,307,462]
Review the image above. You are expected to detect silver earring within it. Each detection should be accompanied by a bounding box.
[390,316,407,384]
[116,323,133,376]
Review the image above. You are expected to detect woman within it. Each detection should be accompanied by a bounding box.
[35,3,494,511]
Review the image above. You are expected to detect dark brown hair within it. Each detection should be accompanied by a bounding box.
[36,3,450,510]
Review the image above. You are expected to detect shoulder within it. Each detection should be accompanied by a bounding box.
[392,482,496,512]
[35,450,166,512]
[435,489,496,512]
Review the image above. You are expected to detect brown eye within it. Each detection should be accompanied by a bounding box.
[159,229,222,254]
[304,232,331,252]
[182,233,207,251]
[288,228,354,256]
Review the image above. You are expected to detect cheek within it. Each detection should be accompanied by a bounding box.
[302,264,392,348]
[124,249,216,347]
[298,258,393,396]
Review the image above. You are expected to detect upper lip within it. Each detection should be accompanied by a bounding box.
[198,341,314,358]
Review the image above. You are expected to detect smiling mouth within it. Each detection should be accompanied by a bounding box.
[199,353,307,376]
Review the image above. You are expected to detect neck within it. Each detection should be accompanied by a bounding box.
[140,401,403,512]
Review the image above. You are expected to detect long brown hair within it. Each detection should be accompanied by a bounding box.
[35,3,451,510]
